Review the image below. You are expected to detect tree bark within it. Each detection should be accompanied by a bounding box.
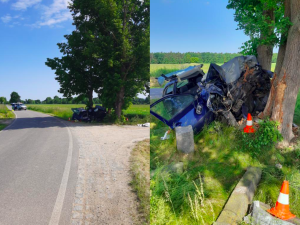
[262,0,300,145]
[260,0,290,119]
[256,8,275,70]
[87,89,93,108]
[275,0,300,145]
[115,86,125,119]
[257,45,273,70]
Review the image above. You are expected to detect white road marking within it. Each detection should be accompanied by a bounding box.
[49,122,74,225]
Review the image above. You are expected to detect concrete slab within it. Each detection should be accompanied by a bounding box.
[215,167,262,225]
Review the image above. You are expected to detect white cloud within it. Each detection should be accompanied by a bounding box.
[0,0,10,3]
[12,0,42,10]
[36,0,72,27]
[1,14,12,23]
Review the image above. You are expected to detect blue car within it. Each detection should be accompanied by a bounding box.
[151,56,273,134]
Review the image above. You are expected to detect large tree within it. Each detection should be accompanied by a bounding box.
[46,29,102,107]
[69,0,150,117]
[229,0,300,144]
[47,0,149,116]
[227,0,290,70]
[9,92,21,103]
[260,0,300,145]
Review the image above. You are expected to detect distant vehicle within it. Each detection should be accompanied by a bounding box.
[11,103,27,110]
[151,56,273,134]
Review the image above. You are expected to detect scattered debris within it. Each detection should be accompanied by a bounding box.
[137,123,150,127]
[244,201,294,225]
[276,163,283,169]
[161,130,170,140]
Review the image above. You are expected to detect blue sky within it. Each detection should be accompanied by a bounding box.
[150,0,250,53]
[0,0,74,100]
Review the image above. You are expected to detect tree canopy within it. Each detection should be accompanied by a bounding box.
[46,0,149,117]
[9,92,21,103]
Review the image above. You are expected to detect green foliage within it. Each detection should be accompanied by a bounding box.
[150,114,300,224]
[237,119,283,157]
[46,0,149,113]
[227,0,292,54]
[150,52,241,64]
[9,91,21,103]
[0,97,7,104]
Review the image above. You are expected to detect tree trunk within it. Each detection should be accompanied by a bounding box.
[257,45,273,70]
[256,8,275,70]
[260,0,290,119]
[275,0,300,145]
[262,0,300,145]
[87,89,93,108]
[115,86,125,119]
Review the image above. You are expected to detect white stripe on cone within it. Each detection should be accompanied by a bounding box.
[277,193,289,205]
[246,120,253,126]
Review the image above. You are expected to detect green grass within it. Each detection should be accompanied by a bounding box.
[27,104,150,124]
[150,116,300,224]
[130,139,150,224]
[0,104,15,131]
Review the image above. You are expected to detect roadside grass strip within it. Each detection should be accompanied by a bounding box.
[150,115,300,224]
[27,104,150,124]
[0,105,15,131]
[130,139,150,224]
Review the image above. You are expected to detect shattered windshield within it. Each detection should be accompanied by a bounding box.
[151,95,194,121]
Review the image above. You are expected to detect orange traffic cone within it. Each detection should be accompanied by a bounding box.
[68,117,70,121]
[244,113,255,133]
[267,180,296,220]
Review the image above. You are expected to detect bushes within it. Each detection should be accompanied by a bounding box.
[236,119,283,157]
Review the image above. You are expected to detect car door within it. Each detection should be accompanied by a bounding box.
[150,94,215,133]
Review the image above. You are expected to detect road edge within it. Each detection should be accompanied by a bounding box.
[0,106,18,133]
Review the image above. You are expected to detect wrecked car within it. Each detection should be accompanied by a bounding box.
[71,105,106,122]
[150,56,273,133]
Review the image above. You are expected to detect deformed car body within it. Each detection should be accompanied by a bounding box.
[71,105,106,122]
[150,56,273,133]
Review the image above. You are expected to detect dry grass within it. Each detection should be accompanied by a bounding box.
[130,139,150,224]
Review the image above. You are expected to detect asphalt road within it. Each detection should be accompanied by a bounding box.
[0,107,78,225]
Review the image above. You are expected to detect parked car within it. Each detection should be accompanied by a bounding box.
[151,56,273,133]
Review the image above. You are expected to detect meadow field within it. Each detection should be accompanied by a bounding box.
[27,104,150,124]
[150,63,276,88]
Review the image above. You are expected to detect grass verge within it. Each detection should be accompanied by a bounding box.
[150,115,300,224]
[130,139,150,224]
[0,104,15,131]
[26,104,150,124]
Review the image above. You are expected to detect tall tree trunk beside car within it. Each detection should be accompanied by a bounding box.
[262,0,300,145]
[257,8,275,70]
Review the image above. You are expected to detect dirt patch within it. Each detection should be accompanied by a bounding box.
[68,123,149,225]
